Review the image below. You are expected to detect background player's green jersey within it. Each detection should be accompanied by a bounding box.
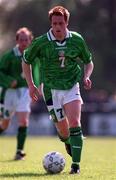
[0,47,27,88]
[0,47,39,89]
[24,30,92,90]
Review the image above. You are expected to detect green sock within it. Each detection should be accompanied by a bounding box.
[17,127,27,151]
[70,127,83,164]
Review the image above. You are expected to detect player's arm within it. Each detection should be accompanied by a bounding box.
[0,53,17,88]
[78,35,94,90]
[22,61,40,101]
[22,37,42,100]
[22,61,34,87]
[83,61,94,90]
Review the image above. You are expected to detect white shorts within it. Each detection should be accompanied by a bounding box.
[51,83,83,107]
[46,83,83,122]
[4,88,31,117]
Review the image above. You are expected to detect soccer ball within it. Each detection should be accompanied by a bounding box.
[42,151,66,174]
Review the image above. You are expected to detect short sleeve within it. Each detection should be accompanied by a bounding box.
[23,38,40,64]
[79,36,92,64]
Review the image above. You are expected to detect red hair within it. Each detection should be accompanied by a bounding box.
[48,6,70,23]
[16,27,33,41]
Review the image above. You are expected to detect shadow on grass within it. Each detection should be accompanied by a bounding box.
[0,172,66,178]
[0,160,67,177]
[0,173,43,178]
[0,172,48,178]
[0,159,16,162]
[0,158,25,162]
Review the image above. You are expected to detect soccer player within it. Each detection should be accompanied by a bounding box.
[0,27,34,160]
[22,6,94,174]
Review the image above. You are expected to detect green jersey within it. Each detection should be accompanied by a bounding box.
[0,46,27,88]
[24,29,92,90]
[0,46,40,88]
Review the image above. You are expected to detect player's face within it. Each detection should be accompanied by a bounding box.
[51,15,68,41]
[16,32,32,52]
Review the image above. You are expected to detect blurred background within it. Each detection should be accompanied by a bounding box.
[0,0,116,136]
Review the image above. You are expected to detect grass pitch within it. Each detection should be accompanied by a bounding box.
[0,136,115,180]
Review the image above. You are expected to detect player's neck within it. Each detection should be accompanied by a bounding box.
[52,30,66,42]
[18,47,24,54]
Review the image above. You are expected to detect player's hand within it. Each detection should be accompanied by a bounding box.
[83,77,92,90]
[29,84,41,102]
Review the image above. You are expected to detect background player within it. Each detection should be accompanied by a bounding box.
[0,27,35,160]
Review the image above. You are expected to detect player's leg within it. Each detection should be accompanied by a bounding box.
[54,118,72,156]
[64,100,83,174]
[55,117,69,139]
[42,87,71,156]
[0,89,14,134]
[15,111,30,160]
[14,88,31,160]
[0,118,10,133]
[0,106,11,134]
[48,106,71,156]
[0,88,8,134]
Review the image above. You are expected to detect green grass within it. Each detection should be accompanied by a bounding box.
[0,136,116,180]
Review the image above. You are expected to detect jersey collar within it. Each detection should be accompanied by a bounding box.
[13,45,22,57]
[47,28,72,41]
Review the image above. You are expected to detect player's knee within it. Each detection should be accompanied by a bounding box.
[69,119,81,128]
[19,119,29,127]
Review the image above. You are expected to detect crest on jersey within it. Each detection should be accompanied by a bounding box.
[58,50,65,57]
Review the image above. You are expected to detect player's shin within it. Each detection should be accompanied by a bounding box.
[17,126,27,151]
[57,133,72,156]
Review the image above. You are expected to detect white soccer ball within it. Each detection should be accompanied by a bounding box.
[42,151,66,174]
